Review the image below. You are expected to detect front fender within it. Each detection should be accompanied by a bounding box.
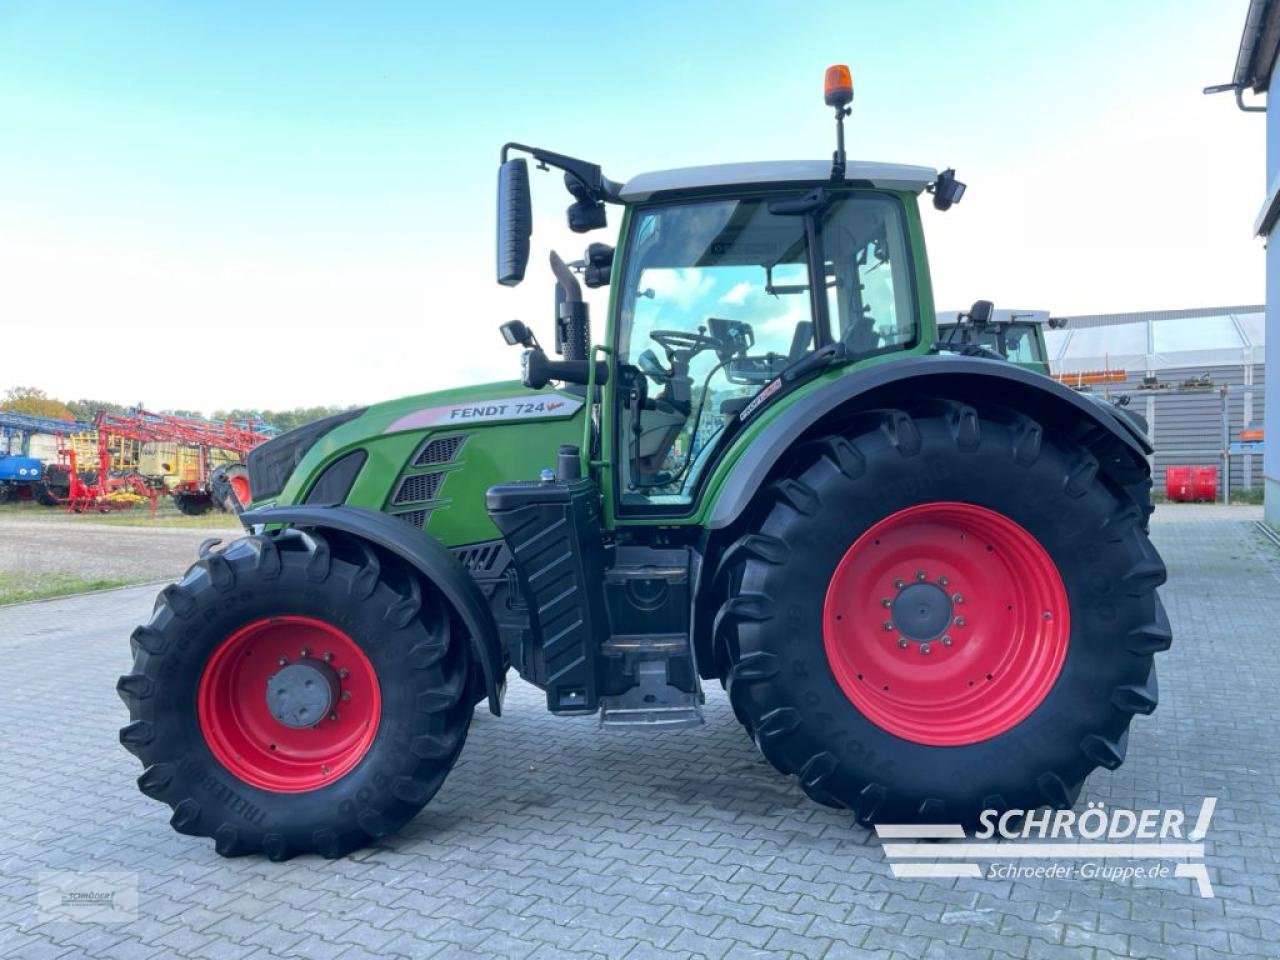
[708,354,1153,530]
[241,504,505,715]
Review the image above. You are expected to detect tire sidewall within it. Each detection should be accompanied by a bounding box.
[735,411,1153,812]
[137,537,466,847]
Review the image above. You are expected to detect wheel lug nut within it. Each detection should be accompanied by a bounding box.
[881,598,892,608]
[300,648,310,657]
[341,691,351,702]
[338,668,350,679]
[915,570,927,581]
[894,579,905,589]
[941,635,952,646]
[920,643,932,655]
[938,576,949,587]
[954,617,966,627]
[277,657,288,666]
[328,713,338,721]
[897,638,909,649]
[883,621,895,631]
[1043,611,1053,620]
[323,652,334,662]
[953,593,964,604]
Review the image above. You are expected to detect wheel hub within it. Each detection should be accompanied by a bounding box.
[890,581,953,641]
[266,659,340,729]
[197,615,381,793]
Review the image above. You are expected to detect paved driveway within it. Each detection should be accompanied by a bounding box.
[0,516,233,581]
[0,505,1277,959]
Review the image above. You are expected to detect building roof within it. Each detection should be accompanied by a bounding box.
[618,160,937,201]
[1045,306,1265,374]
[1055,305,1264,329]
[1231,0,1280,93]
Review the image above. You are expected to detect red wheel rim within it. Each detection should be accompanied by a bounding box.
[197,616,381,792]
[822,502,1069,746]
[229,473,251,507]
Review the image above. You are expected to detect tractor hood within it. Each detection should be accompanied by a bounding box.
[252,380,588,547]
[373,381,586,434]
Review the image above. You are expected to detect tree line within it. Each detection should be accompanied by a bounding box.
[1,387,351,433]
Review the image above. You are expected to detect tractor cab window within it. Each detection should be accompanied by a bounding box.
[941,322,1046,364]
[979,323,1045,364]
[615,192,916,507]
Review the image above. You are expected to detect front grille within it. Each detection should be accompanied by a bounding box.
[413,435,466,467]
[392,472,444,505]
[394,509,430,529]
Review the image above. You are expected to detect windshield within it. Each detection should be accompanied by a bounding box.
[616,192,917,507]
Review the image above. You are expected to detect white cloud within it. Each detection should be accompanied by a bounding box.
[719,281,751,306]
[644,268,715,309]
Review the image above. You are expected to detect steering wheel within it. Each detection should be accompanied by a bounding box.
[650,329,723,354]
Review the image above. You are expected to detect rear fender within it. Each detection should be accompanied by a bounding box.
[241,504,505,715]
[708,354,1153,530]
[694,355,1154,681]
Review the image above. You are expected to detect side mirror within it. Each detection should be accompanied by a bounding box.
[968,299,994,326]
[930,168,967,211]
[497,158,532,286]
[499,319,534,347]
[637,349,668,380]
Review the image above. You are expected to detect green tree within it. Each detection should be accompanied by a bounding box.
[212,406,354,432]
[1,386,75,421]
[65,398,130,421]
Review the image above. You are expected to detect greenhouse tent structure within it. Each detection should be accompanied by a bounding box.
[1045,306,1265,496]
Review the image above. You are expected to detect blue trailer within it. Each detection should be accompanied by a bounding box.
[0,412,90,503]
[0,454,43,501]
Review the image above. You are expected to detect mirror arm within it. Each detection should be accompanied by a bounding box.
[501,142,622,203]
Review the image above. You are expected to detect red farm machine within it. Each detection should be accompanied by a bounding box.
[54,410,272,514]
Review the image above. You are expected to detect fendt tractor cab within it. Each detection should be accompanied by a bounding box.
[120,68,1169,861]
[936,304,1062,375]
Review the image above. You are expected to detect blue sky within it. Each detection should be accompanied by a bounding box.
[0,1,1263,410]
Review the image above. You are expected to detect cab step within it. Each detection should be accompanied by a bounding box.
[599,659,704,729]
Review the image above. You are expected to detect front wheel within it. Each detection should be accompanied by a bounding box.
[210,463,251,514]
[717,400,1168,825]
[172,492,212,516]
[118,529,473,859]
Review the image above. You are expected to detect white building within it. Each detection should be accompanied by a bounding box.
[1214,2,1280,522]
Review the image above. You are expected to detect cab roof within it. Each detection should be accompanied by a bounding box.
[618,160,937,202]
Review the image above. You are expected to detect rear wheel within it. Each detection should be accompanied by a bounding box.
[35,465,68,505]
[716,400,1167,824]
[118,529,473,859]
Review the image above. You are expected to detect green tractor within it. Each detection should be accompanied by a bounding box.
[936,305,1059,375]
[120,68,1167,860]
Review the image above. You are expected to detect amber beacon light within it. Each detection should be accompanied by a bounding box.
[824,64,853,108]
